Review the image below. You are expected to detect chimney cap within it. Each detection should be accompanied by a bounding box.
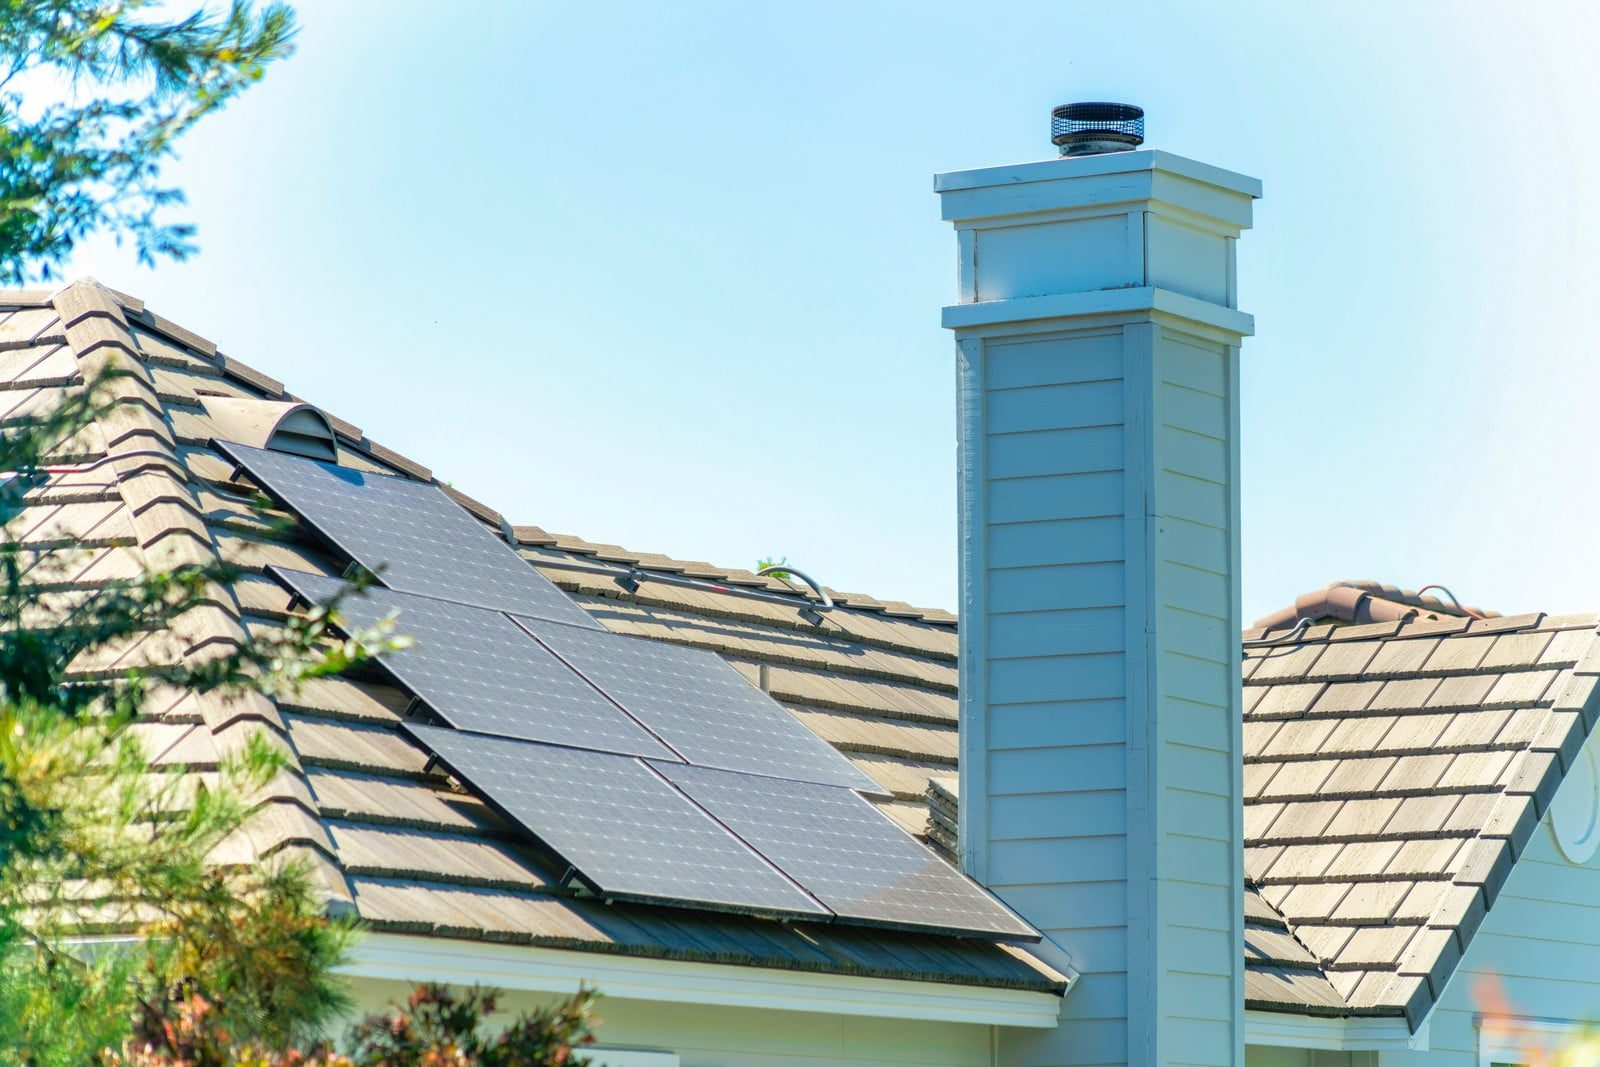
[1051,102,1145,157]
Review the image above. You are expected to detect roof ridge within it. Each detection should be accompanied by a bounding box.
[1330,580,1498,621]
[48,279,357,916]
[1253,579,1501,633]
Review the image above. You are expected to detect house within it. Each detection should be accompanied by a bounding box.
[4,111,1597,1067]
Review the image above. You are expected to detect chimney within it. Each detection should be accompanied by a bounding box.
[937,109,1260,1067]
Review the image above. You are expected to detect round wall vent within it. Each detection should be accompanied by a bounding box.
[1551,745,1600,865]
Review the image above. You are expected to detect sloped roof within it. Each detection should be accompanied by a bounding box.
[922,602,1600,1026]
[1,281,1057,995]
[15,280,1586,1028]
[1239,607,1600,1024]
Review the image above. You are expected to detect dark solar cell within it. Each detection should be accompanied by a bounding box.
[515,617,885,794]
[404,725,827,918]
[273,568,673,759]
[217,439,597,628]
[653,763,1039,941]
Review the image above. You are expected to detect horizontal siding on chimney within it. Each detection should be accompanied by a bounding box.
[943,150,1257,1067]
[1150,329,1241,1067]
[973,328,1133,1066]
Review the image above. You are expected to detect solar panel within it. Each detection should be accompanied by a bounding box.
[272,568,674,759]
[515,616,885,794]
[403,724,827,918]
[653,763,1039,941]
[217,439,598,628]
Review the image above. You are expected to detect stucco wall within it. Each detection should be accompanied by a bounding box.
[343,976,996,1067]
[1246,1046,1367,1067]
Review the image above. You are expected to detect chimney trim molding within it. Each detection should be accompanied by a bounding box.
[935,148,1261,200]
[942,285,1255,336]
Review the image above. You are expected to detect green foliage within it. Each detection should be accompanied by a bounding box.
[756,555,792,581]
[0,376,602,1064]
[110,984,599,1066]
[0,8,604,1064]
[0,0,298,282]
[0,369,406,1064]
[345,985,599,1067]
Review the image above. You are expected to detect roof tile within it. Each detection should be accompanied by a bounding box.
[1385,839,1466,879]
[1338,925,1420,969]
[1484,670,1559,706]
[1376,753,1453,792]
[1419,635,1495,674]
[1307,641,1381,681]
[1251,643,1327,682]
[1274,882,1353,922]
[1481,632,1555,671]
[1308,681,1381,716]
[1369,678,1442,711]
[1253,682,1330,717]
[1324,840,1403,880]
[1426,674,1499,710]
[1319,757,1398,797]
[1388,796,1465,838]
[1322,797,1402,839]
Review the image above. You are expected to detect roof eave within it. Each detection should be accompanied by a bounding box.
[1245,1008,1428,1052]
[340,932,1066,1029]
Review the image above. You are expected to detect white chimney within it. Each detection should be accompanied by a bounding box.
[938,110,1260,1067]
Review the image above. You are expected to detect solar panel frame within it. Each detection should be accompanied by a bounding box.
[216,439,599,628]
[653,762,1040,942]
[513,615,886,794]
[403,724,829,920]
[272,567,676,759]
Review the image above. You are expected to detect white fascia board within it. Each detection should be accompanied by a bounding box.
[941,286,1256,337]
[1245,1010,1429,1052]
[341,934,1065,1030]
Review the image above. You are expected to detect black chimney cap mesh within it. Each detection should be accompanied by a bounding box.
[1050,102,1145,153]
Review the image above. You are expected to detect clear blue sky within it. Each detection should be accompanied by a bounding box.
[62,2,1600,621]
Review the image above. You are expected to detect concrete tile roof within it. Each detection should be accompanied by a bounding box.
[5,281,1054,997]
[1237,605,1600,1024]
[18,280,1594,1025]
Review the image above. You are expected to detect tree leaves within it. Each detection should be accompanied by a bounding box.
[0,1,298,282]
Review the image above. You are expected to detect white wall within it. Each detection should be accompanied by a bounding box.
[343,976,996,1067]
[1245,1047,1368,1067]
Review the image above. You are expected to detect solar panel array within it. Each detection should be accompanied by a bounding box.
[217,439,598,628]
[223,438,1038,942]
[272,568,673,758]
[516,615,885,794]
[406,725,825,917]
[656,762,1037,939]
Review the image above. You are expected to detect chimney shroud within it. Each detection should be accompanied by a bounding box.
[937,148,1260,1067]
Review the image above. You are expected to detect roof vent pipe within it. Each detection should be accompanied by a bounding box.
[1050,102,1144,157]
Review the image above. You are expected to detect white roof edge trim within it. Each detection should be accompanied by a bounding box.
[342,933,1065,1029]
[934,149,1262,199]
[1245,1009,1428,1052]
[941,286,1255,337]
